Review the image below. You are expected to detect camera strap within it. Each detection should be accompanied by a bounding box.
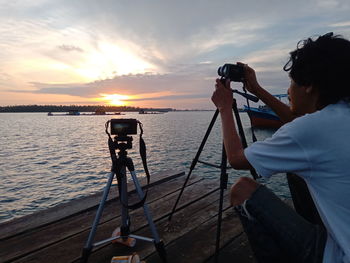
[136,121,150,205]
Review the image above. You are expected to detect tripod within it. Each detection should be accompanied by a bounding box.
[81,135,167,263]
[168,89,259,263]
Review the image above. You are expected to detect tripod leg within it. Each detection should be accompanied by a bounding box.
[130,171,160,241]
[119,166,130,238]
[81,172,115,263]
[214,144,228,263]
[168,109,220,221]
[130,169,167,263]
[154,240,168,263]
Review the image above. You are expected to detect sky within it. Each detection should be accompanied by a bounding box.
[1,0,350,109]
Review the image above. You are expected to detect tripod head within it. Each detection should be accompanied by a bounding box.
[113,135,133,152]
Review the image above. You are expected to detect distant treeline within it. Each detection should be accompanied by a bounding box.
[0,105,173,113]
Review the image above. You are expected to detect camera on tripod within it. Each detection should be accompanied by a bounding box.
[217,63,244,82]
[82,118,167,263]
[110,119,138,135]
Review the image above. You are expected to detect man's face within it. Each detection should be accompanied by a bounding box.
[288,79,315,116]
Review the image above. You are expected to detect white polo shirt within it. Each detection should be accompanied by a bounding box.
[244,101,350,263]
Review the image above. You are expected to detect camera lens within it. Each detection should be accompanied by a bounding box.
[222,65,228,76]
[217,66,223,76]
[218,65,230,78]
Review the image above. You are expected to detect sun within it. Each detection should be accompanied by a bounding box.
[99,94,130,106]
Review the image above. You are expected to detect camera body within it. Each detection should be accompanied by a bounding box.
[217,63,244,82]
[110,119,138,135]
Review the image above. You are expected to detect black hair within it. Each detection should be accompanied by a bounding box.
[283,32,350,107]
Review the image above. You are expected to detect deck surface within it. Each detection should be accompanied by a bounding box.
[0,170,256,263]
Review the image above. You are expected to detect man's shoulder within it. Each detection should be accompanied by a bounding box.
[280,113,317,135]
[282,101,350,139]
[278,110,327,141]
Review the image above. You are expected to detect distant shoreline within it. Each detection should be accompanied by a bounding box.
[0,105,215,113]
[0,105,173,113]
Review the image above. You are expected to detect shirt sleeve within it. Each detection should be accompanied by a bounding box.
[244,125,312,179]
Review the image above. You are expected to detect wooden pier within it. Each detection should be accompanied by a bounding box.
[0,170,256,263]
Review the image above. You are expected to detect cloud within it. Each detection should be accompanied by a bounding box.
[124,93,210,102]
[11,65,214,99]
[57,45,84,52]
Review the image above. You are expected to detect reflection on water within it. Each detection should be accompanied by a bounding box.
[0,112,289,223]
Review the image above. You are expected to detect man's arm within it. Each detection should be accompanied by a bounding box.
[220,107,252,170]
[242,64,297,123]
[254,87,296,123]
[212,78,252,170]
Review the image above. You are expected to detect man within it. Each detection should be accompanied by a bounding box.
[211,33,350,263]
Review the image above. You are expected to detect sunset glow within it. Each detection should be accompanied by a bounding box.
[76,42,155,81]
[98,93,131,106]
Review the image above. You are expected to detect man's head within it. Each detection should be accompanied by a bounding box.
[284,33,350,111]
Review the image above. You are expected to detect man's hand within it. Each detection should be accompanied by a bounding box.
[230,177,259,206]
[237,63,262,95]
[211,78,233,112]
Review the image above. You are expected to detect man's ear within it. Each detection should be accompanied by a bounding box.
[305,85,321,110]
[305,85,314,94]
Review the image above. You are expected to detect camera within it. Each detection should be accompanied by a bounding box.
[110,119,138,135]
[217,63,244,82]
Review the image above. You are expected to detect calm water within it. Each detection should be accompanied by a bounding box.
[0,111,289,223]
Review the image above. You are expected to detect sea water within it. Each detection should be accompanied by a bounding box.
[0,111,290,223]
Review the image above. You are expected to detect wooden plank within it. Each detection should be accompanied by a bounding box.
[204,200,294,263]
[147,200,294,263]
[0,170,184,241]
[11,178,217,263]
[205,232,256,263]
[86,184,227,263]
[145,208,244,263]
[11,178,221,263]
[0,172,198,262]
